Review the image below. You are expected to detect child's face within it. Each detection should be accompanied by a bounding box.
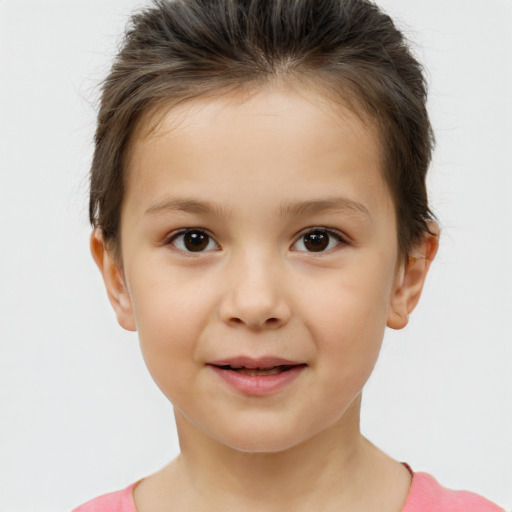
[94,85,430,453]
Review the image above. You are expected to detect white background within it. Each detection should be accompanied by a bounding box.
[0,1,511,510]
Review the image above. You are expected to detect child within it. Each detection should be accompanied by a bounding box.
[73,0,506,510]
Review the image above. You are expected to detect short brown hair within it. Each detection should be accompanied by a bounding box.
[90,0,435,259]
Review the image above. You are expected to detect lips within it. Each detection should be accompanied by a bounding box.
[207,356,306,376]
[208,356,305,370]
[208,357,307,396]
[215,365,297,376]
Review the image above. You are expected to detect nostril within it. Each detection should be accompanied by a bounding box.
[227,316,281,329]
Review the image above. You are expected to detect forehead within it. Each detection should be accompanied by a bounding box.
[123,83,393,222]
[132,83,381,158]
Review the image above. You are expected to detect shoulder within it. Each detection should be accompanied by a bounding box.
[402,470,506,512]
[71,482,138,512]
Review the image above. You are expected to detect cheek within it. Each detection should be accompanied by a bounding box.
[129,255,213,338]
[300,261,393,376]
[126,266,216,398]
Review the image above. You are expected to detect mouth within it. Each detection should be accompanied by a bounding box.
[207,359,307,396]
[207,356,307,374]
[212,364,305,376]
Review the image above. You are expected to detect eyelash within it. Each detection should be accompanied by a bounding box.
[165,227,348,254]
[166,229,220,254]
[291,227,347,253]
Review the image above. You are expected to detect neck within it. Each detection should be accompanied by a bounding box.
[182,399,359,495]
[134,396,411,512]
[159,395,410,512]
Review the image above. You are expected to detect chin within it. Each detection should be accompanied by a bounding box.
[212,419,313,454]
[223,436,301,454]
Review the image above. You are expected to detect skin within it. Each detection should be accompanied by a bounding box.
[92,82,438,512]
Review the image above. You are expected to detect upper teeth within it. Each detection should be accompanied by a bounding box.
[236,367,284,375]
[227,365,281,370]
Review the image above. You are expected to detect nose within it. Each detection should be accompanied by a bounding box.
[218,251,292,330]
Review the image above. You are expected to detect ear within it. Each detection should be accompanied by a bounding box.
[387,222,439,330]
[90,229,137,332]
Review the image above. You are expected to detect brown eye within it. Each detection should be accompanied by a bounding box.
[303,231,329,252]
[292,229,344,253]
[170,229,219,253]
[184,231,209,251]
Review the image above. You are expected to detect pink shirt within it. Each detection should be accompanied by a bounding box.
[72,467,505,512]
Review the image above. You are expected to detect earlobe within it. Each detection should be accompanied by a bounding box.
[387,223,439,330]
[90,230,137,332]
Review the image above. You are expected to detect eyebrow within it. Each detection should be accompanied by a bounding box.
[145,198,232,217]
[278,197,370,219]
[145,196,370,219]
